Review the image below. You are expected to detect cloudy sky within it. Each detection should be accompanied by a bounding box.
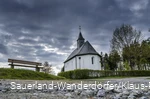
[0,0,150,74]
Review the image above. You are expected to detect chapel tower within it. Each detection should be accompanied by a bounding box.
[77,26,85,49]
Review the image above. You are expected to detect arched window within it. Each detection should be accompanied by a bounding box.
[91,57,94,64]
[79,57,81,69]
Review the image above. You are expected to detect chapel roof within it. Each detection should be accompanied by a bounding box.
[64,41,100,63]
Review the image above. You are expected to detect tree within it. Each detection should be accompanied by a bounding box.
[108,50,121,70]
[103,53,109,70]
[140,38,150,70]
[100,52,105,70]
[102,52,120,71]
[42,61,52,74]
[122,41,141,70]
[124,60,131,70]
[111,24,142,70]
[111,24,142,53]
[121,37,150,70]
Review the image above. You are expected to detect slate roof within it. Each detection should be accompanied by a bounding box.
[64,41,100,63]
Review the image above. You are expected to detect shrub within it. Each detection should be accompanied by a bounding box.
[58,69,150,79]
[73,69,90,79]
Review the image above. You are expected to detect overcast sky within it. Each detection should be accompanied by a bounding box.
[0,0,150,74]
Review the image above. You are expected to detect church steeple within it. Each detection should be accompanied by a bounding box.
[77,26,85,48]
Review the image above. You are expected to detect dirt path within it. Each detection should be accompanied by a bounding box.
[1,76,149,84]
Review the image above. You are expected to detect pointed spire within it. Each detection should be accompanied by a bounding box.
[77,26,84,41]
[77,26,85,48]
[77,32,84,40]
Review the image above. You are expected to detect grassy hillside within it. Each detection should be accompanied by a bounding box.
[0,68,65,80]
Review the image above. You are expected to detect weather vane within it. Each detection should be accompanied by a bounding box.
[79,26,81,32]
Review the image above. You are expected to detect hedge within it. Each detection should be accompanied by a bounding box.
[58,69,150,79]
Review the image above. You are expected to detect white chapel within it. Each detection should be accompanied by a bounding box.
[64,27,102,71]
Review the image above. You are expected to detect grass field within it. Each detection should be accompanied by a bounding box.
[0,68,65,80]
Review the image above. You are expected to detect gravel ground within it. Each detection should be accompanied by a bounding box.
[0,77,150,99]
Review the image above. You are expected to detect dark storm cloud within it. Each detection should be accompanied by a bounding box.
[0,34,12,54]
[0,44,7,54]
[0,0,149,72]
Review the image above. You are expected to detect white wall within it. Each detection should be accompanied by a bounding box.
[64,54,101,71]
[64,57,76,71]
